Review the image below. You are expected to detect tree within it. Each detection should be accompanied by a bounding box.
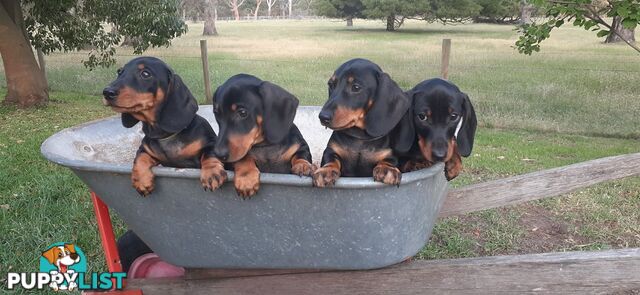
[313,0,364,26]
[254,0,263,19]
[266,0,278,16]
[203,0,219,35]
[474,0,521,23]
[227,0,247,20]
[0,0,186,108]
[516,0,640,55]
[361,0,481,31]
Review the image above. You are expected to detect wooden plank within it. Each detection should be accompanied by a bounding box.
[200,39,213,104]
[185,268,327,280]
[126,248,640,294]
[440,38,451,80]
[440,152,640,218]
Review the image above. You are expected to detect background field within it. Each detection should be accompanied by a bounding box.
[1,19,639,289]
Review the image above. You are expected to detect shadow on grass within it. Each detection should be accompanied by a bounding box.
[333,24,515,37]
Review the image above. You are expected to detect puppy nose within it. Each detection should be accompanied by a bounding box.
[215,146,229,162]
[102,87,118,101]
[432,149,447,162]
[319,111,333,125]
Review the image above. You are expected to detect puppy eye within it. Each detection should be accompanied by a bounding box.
[237,108,248,118]
[327,81,335,89]
[140,70,152,79]
[58,253,63,257]
[116,68,123,75]
[450,113,460,121]
[351,84,361,92]
[417,112,428,121]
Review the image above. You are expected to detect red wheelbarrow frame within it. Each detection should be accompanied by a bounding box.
[84,192,143,295]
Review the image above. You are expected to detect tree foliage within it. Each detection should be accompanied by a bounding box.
[515,0,640,54]
[313,0,365,20]
[23,0,187,68]
[474,0,521,23]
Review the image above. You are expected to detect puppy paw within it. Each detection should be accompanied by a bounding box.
[373,164,402,186]
[312,166,340,187]
[291,160,317,177]
[201,165,227,191]
[132,170,154,197]
[234,171,260,198]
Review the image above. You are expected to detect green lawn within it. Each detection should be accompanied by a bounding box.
[0,19,639,293]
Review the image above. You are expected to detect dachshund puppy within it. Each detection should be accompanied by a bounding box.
[212,74,315,198]
[400,78,477,180]
[102,57,227,196]
[312,58,414,187]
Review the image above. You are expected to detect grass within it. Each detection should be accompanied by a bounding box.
[0,19,639,293]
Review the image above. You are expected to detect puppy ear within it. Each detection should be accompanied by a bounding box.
[65,244,76,253]
[121,113,139,128]
[41,247,58,264]
[390,98,415,154]
[258,81,299,143]
[456,93,477,157]
[157,73,198,133]
[365,73,410,137]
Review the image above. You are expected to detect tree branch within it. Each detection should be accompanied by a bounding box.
[584,5,640,53]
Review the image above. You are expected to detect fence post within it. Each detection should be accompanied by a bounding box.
[200,39,213,104]
[440,39,451,80]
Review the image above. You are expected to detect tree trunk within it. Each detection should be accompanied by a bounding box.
[254,0,262,20]
[606,15,636,43]
[231,0,240,21]
[346,17,353,26]
[386,15,395,31]
[0,0,48,107]
[267,4,271,17]
[519,0,534,24]
[203,0,218,35]
[288,0,292,18]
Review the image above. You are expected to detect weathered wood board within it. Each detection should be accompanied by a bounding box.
[126,248,640,294]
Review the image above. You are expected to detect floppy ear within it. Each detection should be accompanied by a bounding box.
[365,72,410,137]
[41,247,58,264]
[121,113,139,128]
[258,81,299,144]
[65,244,76,254]
[157,73,198,133]
[456,93,477,157]
[390,108,415,153]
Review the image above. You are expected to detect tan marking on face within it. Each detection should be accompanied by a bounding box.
[137,64,145,70]
[329,75,336,82]
[330,106,366,130]
[347,76,354,83]
[231,104,237,111]
[178,140,203,158]
[444,138,456,162]
[110,87,165,125]
[226,116,264,162]
[448,107,453,114]
[280,143,301,162]
[418,136,434,163]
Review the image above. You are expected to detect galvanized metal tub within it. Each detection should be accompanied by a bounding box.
[41,106,448,270]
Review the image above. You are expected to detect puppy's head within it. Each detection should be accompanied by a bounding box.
[318,58,410,138]
[409,78,477,162]
[102,56,197,133]
[212,74,299,162]
[41,244,80,266]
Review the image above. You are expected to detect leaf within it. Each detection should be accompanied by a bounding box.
[555,20,564,27]
[622,18,638,29]
[597,30,609,37]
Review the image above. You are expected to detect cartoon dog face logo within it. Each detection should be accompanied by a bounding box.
[41,244,80,273]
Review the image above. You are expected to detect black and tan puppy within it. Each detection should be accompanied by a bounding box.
[312,58,414,187]
[400,78,477,180]
[212,74,315,198]
[102,56,227,196]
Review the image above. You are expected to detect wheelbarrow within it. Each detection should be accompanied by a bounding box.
[41,106,449,271]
